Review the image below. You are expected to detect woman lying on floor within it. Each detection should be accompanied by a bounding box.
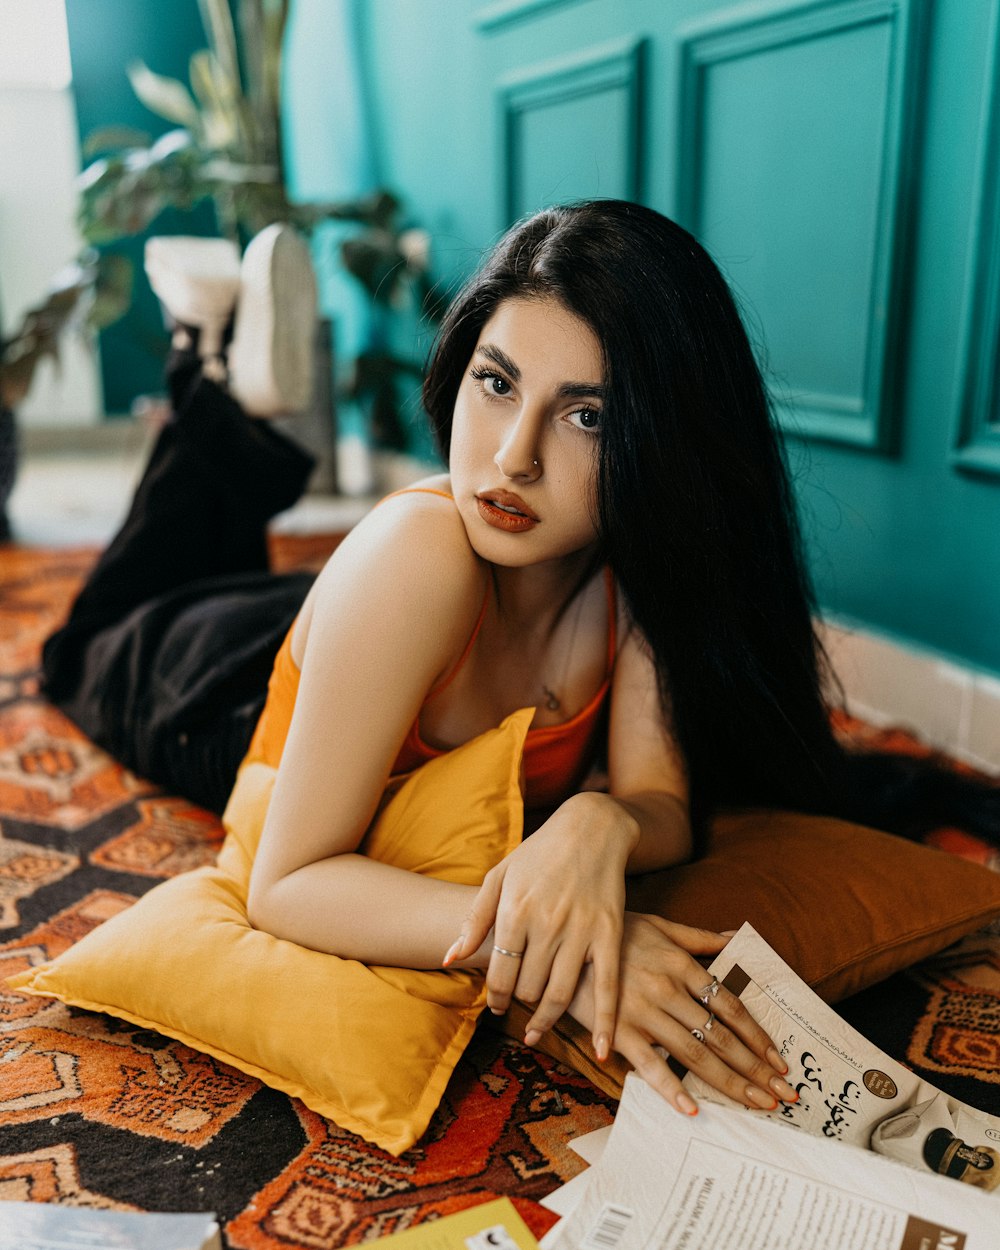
[42,201,998,1121]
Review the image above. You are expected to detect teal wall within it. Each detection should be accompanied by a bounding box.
[287,0,1000,677]
[65,0,214,413]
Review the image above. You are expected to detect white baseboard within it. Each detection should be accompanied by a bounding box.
[819,619,1000,776]
[21,418,144,454]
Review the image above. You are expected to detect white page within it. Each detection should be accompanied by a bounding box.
[568,1125,612,1165]
[0,1203,220,1250]
[539,1168,596,1218]
[549,1076,998,1250]
[541,1126,612,1222]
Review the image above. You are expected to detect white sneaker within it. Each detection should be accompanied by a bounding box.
[144,236,241,362]
[228,223,318,417]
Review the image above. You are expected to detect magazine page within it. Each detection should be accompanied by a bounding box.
[0,1202,221,1250]
[548,1075,999,1250]
[682,924,1000,1193]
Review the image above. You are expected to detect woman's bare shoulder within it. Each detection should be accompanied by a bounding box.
[292,474,481,662]
[334,471,472,578]
[389,470,453,497]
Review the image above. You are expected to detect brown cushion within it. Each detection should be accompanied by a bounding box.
[503,809,1000,1099]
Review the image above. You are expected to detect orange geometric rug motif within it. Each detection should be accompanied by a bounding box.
[0,545,610,1246]
[0,701,151,829]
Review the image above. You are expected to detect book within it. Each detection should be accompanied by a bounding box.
[543,924,1000,1250]
[365,1197,540,1249]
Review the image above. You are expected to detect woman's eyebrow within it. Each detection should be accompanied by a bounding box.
[476,344,520,380]
[558,382,606,400]
[476,344,606,399]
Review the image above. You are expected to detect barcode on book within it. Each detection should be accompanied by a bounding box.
[581,1202,634,1250]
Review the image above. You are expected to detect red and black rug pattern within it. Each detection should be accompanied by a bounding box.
[1,546,999,1247]
[0,546,611,1247]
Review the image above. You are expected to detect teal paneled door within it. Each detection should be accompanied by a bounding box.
[293,0,1000,675]
[675,0,925,452]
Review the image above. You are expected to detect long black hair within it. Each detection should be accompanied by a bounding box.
[423,200,998,845]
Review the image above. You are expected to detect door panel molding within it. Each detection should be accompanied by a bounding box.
[475,0,588,33]
[952,0,1000,479]
[497,37,646,226]
[674,0,930,452]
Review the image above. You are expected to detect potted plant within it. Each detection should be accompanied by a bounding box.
[79,0,438,460]
[1,0,436,525]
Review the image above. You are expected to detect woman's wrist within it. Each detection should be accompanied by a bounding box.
[605,790,692,873]
[556,789,641,863]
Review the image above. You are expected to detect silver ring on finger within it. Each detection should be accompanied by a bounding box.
[492,944,524,959]
[691,1012,715,1043]
[697,977,720,1005]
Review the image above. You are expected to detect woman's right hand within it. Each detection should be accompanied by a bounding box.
[566,913,797,1116]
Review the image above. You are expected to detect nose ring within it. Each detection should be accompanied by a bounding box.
[532,459,539,467]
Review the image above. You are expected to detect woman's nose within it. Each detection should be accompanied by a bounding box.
[494,414,542,481]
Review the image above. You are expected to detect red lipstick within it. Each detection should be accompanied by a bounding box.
[476,490,539,533]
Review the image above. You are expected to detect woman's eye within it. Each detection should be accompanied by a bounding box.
[568,407,602,432]
[470,368,512,398]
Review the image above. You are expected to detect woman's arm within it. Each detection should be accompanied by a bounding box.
[440,620,794,1115]
[605,620,691,871]
[443,621,692,1051]
[246,492,491,965]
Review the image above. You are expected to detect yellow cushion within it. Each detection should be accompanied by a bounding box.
[7,708,533,1156]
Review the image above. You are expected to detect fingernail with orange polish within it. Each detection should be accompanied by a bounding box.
[677,1092,698,1116]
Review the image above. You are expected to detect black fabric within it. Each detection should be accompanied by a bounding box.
[0,403,17,542]
[42,359,316,813]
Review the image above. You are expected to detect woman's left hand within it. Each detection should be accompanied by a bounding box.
[442,791,637,1060]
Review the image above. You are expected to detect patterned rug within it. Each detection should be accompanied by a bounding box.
[1,544,998,1247]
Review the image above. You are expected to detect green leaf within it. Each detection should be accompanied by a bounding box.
[189,49,219,111]
[197,0,242,99]
[127,60,201,129]
[82,125,152,158]
[90,254,134,328]
[189,49,240,151]
[76,137,211,244]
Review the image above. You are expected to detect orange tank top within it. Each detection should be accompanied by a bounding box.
[244,488,617,809]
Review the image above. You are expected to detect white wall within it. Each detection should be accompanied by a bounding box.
[0,0,103,426]
[0,84,103,425]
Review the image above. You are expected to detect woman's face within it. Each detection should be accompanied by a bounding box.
[449,296,605,568]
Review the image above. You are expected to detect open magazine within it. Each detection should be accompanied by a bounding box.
[543,924,1000,1250]
[0,1203,220,1249]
